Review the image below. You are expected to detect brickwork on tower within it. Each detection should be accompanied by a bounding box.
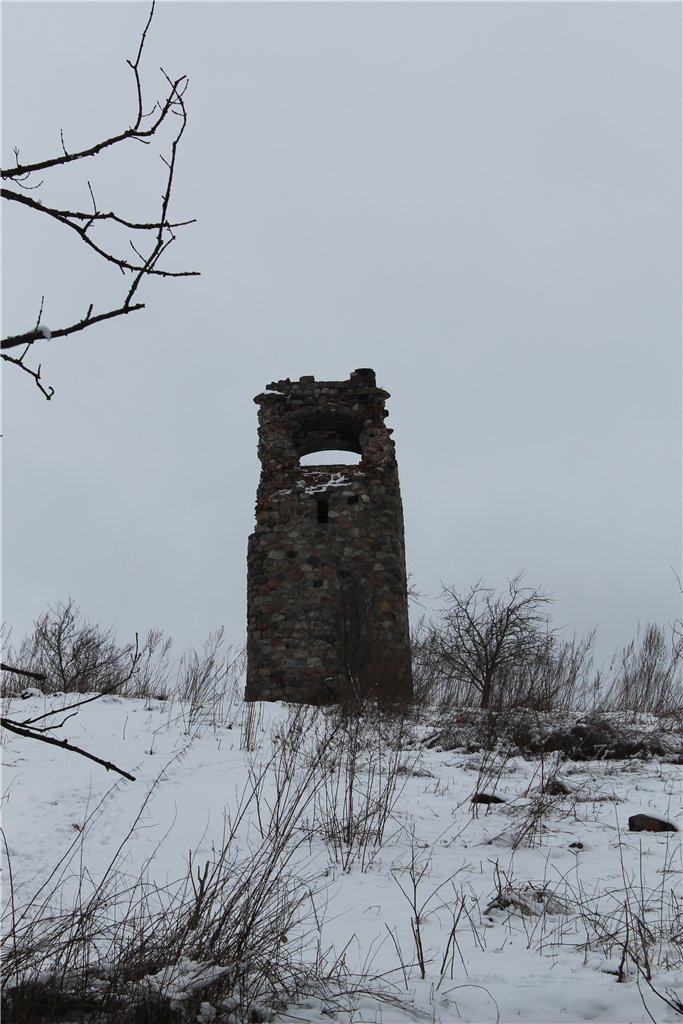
[245,368,413,704]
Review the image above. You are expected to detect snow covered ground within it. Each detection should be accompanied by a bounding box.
[2,688,681,1023]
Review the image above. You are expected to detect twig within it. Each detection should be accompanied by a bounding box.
[0,719,135,781]
[0,663,47,681]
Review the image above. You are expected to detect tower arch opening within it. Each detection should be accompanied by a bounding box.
[292,410,363,458]
[299,450,362,467]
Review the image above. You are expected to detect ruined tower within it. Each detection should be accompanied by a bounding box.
[245,368,413,704]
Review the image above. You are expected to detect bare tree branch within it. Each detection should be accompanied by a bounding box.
[1,189,197,252]
[0,350,55,399]
[2,303,146,352]
[0,720,136,781]
[0,663,47,682]
[1,5,175,181]
[1,1,198,395]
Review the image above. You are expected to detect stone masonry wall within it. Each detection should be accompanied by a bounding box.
[245,368,413,704]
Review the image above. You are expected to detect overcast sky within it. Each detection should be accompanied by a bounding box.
[2,1,681,674]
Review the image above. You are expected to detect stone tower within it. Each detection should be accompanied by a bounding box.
[245,368,413,704]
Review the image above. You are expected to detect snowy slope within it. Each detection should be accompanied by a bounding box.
[2,690,681,1023]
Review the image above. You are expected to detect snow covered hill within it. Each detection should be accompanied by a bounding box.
[2,689,681,1023]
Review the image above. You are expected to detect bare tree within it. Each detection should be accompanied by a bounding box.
[1,2,198,398]
[426,574,557,709]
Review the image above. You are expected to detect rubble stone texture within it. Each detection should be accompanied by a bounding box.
[246,368,413,704]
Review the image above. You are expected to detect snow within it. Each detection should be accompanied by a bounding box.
[300,471,350,495]
[271,472,350,499]
[2,689,681,1023]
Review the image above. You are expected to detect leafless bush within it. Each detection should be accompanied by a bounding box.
[174,630,245,732]
[603,622,683,715]
[3,599,130,696]
[1,600,178,702]
[129,628,174,699]
[2,602,248,713]
[411,615,451,706]
[412,577,596,713]
[390,826,443,980]
[1,602,248,778]
[304,701,416,872]
[241,698,265,753]
[569,838,683,1016]
[496,630,597,713]
[429,575,557,709]
[388,827,484,992]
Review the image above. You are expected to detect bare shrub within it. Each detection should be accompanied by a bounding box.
[411,615,450,706]
[306,700,415,872]
[129,629,174,699]
[570,838,683,1015]
[429,575,556,709]
[1,600,177,701]
[413,576,596,713]
[1,603,246,777]
[174,630,245,732]
[604,622,683,715]
[496,630,596,713]
[2,602,247,713]
[3,599,131,695]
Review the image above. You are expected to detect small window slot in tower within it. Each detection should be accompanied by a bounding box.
[317,497,329,524]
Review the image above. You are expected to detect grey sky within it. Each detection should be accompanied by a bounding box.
[2,1,681,672]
